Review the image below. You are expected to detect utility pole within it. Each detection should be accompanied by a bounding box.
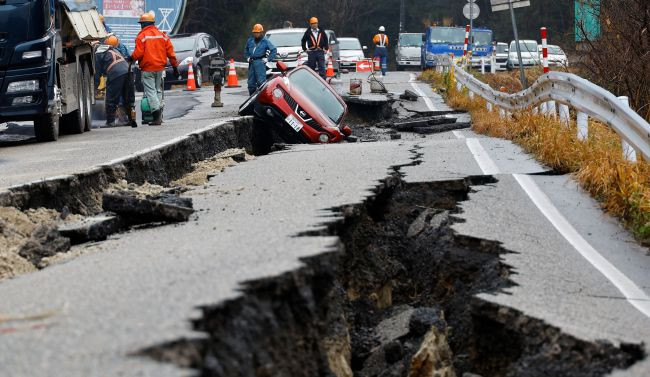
[508,0,528,88]
[399,0,405,33]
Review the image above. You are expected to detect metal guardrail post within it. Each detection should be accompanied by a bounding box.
[547,101,557,117]
[577,112,589,140]
[618,96,638,162]
[559,104,571,126]
[487,102,493,112]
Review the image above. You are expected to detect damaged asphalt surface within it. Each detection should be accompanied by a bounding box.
[0,71,649,376]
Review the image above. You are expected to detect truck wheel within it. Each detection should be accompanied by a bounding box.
[82,62,93,132]
[62,61,89,134]
[34,113,60,142]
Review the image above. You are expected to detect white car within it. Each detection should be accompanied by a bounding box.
[265,28,307,71]
[538,44,569,67]
[338,37,366,70]
[507,39,539,70]
[495,42,508,71]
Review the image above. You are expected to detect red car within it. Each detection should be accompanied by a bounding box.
[239,62,352,153]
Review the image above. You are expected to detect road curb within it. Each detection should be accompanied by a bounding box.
[0,117,253,214]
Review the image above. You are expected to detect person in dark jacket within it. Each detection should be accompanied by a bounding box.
[95,36,137,128]
[301,17,329,79]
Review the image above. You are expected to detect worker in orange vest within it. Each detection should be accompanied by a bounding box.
[129,12,179,126]
[373,26,389,76]
[301,17,329,79]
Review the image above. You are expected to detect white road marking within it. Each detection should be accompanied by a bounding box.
[409,74,435,111]
[465,138,500,175]
[452,130,465,139]
[513,174,650,318]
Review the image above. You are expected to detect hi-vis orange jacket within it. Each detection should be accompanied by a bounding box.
[131,25,178,72]
[373,34,389,47]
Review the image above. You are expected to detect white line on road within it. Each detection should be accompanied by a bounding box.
[409,74,435,111]
[452,130,465,139]
[513,173,650,318]
[464,138,501,175]
[454,132,650,318]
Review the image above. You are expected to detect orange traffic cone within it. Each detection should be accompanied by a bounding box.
[185,58,196,91]
[226,59,241,88]
[326,58,335,78]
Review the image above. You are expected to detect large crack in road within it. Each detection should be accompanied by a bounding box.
[140,168,644,376]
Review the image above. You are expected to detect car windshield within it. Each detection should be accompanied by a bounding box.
[399,34,422,47]
[266,32,303,47]
[473,31,492,46]
[429,28,465,44]
[288,68,345,124]
[510,41,538,53]
[172,37,195,52]
[497,44,508,53]
[339,39,362,50]
[548,46,564,55]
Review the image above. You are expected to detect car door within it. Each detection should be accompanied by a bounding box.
[327,30,340,70]
[195,35,211,79]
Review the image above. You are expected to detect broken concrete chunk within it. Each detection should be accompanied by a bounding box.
[413,122,471,135]
[390,134,402,140]
[399,90,419,101]
[407,209,435,238]
[409,307,447,337]
[408,322,456,377]
[103,191,195,223]
[375,306,415,344]
[18,225,71,266]
[58,214,122,244]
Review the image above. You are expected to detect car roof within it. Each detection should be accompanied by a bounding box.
[497,42,508,46]
[266,28,305,34]
[171,33,202,39]
[338,37,360,41]
[511,39,538,43]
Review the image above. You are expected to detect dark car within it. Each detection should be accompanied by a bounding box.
[134,33,226,91]
[239,62,352,154]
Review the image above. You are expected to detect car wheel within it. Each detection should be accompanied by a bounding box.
[82,62,93,132]
[251,117,273,155]
[195,65,202,89]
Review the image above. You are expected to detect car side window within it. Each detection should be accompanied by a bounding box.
[198,37,208,50]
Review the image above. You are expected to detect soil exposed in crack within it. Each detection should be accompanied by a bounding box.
[141,176,645,377]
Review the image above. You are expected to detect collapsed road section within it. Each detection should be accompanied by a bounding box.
[142,175,644,377]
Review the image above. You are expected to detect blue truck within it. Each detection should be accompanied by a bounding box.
[0,0,106,141]
[421,26,493,69]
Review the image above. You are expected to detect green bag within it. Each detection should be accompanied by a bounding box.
[140,96,154,125]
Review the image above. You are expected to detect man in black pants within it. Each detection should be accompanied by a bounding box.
[95,36,137,127]
[301,17,329,79]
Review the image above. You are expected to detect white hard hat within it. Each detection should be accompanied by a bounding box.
[379,26,386,32]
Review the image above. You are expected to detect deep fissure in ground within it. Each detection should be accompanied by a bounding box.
[143,176,644,377]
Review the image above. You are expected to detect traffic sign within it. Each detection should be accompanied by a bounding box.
[490,0,531,12]
[463,3,480,19]
[94,0,187,51]
[356,60,372,72]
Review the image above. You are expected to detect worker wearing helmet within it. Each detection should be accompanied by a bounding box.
[245,24,277,95]
[129,12,179,125]
[95,36,137,128]
[373,26,389,76]
[301,17,329,79]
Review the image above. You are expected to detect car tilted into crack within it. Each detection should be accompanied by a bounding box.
[239,62,352,153]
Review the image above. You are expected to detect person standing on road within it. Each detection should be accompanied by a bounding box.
[129,12,179,126]
[95,36,137,128]
[245,24,277,95]
[373,26,389,76]
[301,17,329,79]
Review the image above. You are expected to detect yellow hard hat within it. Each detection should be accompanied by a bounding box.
[252,24,264,33]
[139,12,155,23]
[105,35,119,47]
[309,17,318,24]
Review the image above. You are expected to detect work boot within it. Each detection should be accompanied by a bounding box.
[149,109,162,126]
[211,92,223,108]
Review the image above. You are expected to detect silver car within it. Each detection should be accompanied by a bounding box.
[338,37,366,70]
[396,33,423,71]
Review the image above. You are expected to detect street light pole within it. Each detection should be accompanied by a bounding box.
[509,0,528,88]
[399,0,405,33]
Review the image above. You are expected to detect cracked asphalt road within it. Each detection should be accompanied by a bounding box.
[0,71,648,376]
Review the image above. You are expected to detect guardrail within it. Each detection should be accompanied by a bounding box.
[451,63,650,161]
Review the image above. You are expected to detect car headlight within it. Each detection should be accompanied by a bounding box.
[318,134,330,143]
[273,88,283,98]
[180,57,193,66]
[7,80,39,93]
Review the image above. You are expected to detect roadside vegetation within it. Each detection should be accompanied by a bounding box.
[420,69,650,244]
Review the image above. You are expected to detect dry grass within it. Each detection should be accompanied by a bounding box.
[420,70,650,244]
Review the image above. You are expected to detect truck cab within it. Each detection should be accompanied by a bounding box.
[421,26,493,69]
[0,0,105,141]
